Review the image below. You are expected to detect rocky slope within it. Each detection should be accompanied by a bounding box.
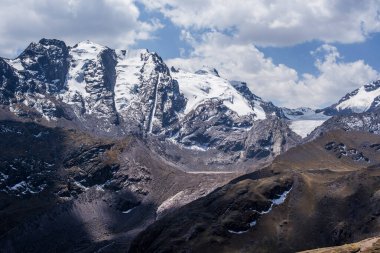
[0,120,236,252]
[130,129,380,252]
[306,110,380,143]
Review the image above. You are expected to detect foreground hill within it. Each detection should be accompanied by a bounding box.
[299,236,380,253]
[0,120,235,252]
[130,130,380,252]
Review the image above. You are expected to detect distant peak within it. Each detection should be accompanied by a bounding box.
[364,80,380,92]
[195,66,220,77]
[38,38,67,48]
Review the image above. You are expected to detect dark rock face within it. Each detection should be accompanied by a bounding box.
[324,141,370,162]
[145,53,186,134]
[307,112,380,142]
[231,81,287,118]
[0,59,19,104]
[364,80,380,92]
[244,116,300,159]
[109,50,186,136]
[0,39,72,121]
[18,38,70,92]
[172,99,252,148]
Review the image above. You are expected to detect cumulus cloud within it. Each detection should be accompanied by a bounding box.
[0,0,162,58]
[167,32,379,108]
[1,0,379,108]
[141,0,380,46]
[142,0,380,107]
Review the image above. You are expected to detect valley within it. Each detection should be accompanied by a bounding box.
[1,38,380,252]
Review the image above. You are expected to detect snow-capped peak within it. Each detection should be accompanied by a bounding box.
[171,68,266,119]
[63,41,106,99]
[71,40,107,57]
[335,80,380,113]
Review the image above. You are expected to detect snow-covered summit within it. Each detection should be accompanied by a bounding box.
[64,41,108,100]
[171,68,266,119]
[334,80,380,113]
[71,40,107,55]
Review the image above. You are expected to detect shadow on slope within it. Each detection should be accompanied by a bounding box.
[129,130,380,253]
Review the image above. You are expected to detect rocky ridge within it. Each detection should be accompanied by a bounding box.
[0,38,304,168]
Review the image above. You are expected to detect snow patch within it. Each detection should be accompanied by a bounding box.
[230,186,293,235]
[6,58,24,71]
[228,229,249,234]
[33,132,43,138]
[272,187,292,205]
[122,207,135,214]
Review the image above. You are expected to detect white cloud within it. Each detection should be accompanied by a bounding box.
[141,0,380,46]
[0,0,162,58]
[167,32,379,108]
[299,45,379,107]
[142,0,380,108]
[1,0,378,108]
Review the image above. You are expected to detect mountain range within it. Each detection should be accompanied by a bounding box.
[1,38,380,252]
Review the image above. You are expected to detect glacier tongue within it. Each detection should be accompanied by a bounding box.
[283,108,330,138]
[289,120,327,138]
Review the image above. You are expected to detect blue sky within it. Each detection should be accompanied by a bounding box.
[135,2,380,77]
[259,34,380,76]
[1,0,380,108]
